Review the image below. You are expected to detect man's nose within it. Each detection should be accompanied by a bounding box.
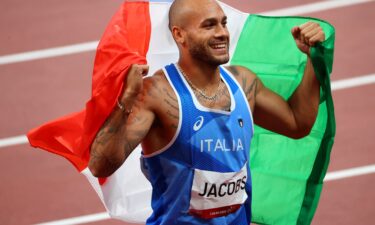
[215,25,229,39]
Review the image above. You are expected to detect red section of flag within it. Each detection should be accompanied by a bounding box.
[27,2,151,173]
[189,204,242,219]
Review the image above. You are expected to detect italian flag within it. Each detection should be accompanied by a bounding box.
[27,0,335,224]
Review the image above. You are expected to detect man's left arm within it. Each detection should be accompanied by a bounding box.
[249,22,325,139]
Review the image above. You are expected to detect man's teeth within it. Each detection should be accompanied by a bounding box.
[212,44,226,49]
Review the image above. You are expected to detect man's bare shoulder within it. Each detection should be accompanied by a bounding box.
[144,69,172,92]
[141,69,175,108]
[224,65,259,106]
[224,65,258,90]
[224,65,256,79]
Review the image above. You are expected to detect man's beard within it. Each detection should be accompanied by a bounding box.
[188,38,230,66]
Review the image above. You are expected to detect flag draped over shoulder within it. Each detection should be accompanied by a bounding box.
[27,1,335,225]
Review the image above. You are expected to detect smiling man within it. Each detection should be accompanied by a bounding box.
[88,0,325,224]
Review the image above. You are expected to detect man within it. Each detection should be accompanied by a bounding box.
[88,0,325,224]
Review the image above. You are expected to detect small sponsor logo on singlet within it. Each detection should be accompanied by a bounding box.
[238,118,243,127]
[193,116,204,131]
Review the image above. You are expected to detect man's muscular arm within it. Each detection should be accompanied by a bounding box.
[231,22,325,139]
[252,56,319,139]
[88,64,155,177]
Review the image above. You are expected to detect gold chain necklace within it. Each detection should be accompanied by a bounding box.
[178,65,222,101]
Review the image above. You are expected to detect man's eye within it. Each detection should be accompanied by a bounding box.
[203,23,215,29]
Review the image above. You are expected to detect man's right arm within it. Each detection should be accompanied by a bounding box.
[88,64,155,178]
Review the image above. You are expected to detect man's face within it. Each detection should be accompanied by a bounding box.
[184,3,230,66]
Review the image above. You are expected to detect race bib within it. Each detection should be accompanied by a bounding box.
[189,163,248,219]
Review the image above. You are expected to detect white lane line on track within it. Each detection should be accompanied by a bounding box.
[34,164,375,225]
[0,135,28,148]
[1,73,375,149]
[331,73,375,90]
[324,164,375,181]
[0,41,98,65]
[0,0,374,65]
[261,0,374,16]
[34,213,110,225]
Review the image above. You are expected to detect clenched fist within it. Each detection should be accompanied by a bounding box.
[291,22,325,56]
[120,64,149,103]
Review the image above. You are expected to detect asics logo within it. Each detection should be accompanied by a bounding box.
[193,116,204,131]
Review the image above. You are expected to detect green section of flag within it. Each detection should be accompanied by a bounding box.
[230,15,335,225]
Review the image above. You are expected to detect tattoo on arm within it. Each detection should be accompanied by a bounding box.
[164,88,178,101]
[89,149,123,176]
[92,117,122,146]
[245,78,258,102]
[89,111,129,175]
[164,99,179,111]
[125,114,151,154]
[227,66,240,76]
[163,86,179,125]
[145,78,160,98]
[90,101,151,175]
[227,66,259,103]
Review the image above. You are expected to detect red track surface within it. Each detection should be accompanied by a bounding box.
[1,1,374,225]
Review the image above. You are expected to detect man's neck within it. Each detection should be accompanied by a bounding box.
[177,58,221,90]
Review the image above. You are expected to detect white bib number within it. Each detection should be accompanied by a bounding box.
[189,163,248,219]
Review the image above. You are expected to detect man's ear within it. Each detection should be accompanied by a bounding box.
[172,26,186,46]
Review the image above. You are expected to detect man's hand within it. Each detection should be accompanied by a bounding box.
[291,22,325,56]
[120,64,149,103]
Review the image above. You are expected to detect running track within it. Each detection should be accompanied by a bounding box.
[0,0,374,224]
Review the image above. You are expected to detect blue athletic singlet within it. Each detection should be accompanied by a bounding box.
[141,63,254,225]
